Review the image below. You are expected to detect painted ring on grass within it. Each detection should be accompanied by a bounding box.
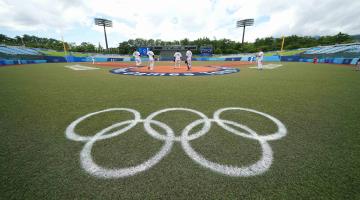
[65,108,141,142]
[143,108,211,141]
[109,66,240,76]
[66,107,287,178]
[181,119,273,177]
[213,107,287,141]
[80,120,175,178]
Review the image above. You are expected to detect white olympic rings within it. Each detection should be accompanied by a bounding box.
[65,107,287,179]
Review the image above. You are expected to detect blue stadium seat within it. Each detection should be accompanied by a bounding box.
[303,44,360,55]
[0,46,42,55]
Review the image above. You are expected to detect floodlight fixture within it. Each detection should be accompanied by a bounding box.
[95,18,113,50]
[236,19,254,45]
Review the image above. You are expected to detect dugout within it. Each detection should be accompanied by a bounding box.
[156,45,197,60]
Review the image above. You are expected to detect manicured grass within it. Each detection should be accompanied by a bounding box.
[265,49,306,56]
[40,50,89,57]
[279,49,306,56]
[0,61,359,199]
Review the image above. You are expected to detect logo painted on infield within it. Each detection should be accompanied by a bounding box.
[109,66,240,76]
[66,107,287,179]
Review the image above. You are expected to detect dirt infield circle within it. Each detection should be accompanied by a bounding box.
[110,66,240,76]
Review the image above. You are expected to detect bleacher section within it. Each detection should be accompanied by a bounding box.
[344,45,360,53]
[0,45,118,58]
[0,45,42,55]
[304,43,360,54]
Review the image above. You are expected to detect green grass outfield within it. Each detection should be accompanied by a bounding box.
[264,49,306,56]
[0,61,359,199]
[39,50,90,57]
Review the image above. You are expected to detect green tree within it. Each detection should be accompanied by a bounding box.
[118,41,132,54]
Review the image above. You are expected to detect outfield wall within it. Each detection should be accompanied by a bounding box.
[1,55,359,66]
[0,59,47,65]
[280,56,359,65]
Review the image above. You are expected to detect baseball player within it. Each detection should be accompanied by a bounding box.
[185,49,192,70]
[313,57,318,64]
[91,56,95,64]
[173,51,182,69]
[356,58,360,71]
[133,50,142,66]
[147,50,155,70]
[256,49,264,70]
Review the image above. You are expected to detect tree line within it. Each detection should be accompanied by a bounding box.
[0,34,99,53]
[0,32,355,55]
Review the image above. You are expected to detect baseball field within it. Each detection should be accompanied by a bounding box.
[0,61,359,199]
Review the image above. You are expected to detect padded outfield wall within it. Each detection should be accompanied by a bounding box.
[280,56,359,65]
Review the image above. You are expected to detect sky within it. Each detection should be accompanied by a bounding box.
[0,0,360,47]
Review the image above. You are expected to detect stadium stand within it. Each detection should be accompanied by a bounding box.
[344,45,360,53]
[304,43,360,54]
[1,43,358,66]
[0,45,42,55]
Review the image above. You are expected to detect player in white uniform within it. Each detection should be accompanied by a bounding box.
[147,50,155,70]
[173,51,182,69]
[185,49,192,70]
[257,50,264,70]
[91,56,95,64]
[132,50,142,66]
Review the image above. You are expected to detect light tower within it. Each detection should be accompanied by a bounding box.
[94,18,113,50]
[236,19,254,46]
